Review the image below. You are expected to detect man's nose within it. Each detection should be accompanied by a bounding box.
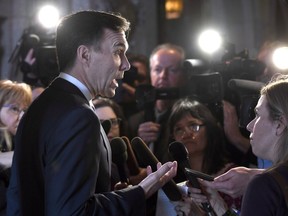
[122,55,131,72]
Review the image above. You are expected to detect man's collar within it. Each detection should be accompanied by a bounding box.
[59,72,93,101]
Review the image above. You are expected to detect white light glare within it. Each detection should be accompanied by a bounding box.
[272,47,288,70]
[198,29,222,54]
[38,5,59,28]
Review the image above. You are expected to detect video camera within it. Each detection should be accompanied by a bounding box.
[135,50,265,127]
[135,73,224,123]
[10,25,59,86]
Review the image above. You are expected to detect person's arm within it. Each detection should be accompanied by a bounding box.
[201,166,264,198]
[88,161,177,216]
[137,121,161,144]
[48,110,176,215]
[187,184,229,216]
[121,82,136,96]
[24,48,36,65]
[223,100,251,153]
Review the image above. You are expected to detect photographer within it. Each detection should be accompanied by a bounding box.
[222,40,288,168]
[222,99,257,167]
[128,43,186,216]
[128,43,186,163]
[182,56,264,167]
[189,75,288,215]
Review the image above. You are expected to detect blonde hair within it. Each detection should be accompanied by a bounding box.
[0,80,32,109]
[0,80,32,151]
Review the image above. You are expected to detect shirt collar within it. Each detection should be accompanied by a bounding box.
[59,72,93,101]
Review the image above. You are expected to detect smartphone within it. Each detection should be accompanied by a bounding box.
[184,168,214,182]
[184,168,215,214]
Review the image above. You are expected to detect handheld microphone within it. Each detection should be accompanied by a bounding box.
[168,141,215,216]
[110,137,129,183]
[121,136,140,175]
[101,119,111,135]
[131,137,182,201]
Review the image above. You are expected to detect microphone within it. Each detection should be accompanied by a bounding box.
[101,119,111,135]
[131,137,182,201]
[110,137,129,183]
[121,136,140,175]
[168,141,215,216]
[228,79,264,94]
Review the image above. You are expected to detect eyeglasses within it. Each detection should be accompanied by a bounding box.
[101,118,121,128]
[173,123,205,138]
[2,104,27,116]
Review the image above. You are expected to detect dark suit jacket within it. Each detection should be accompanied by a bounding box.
[7,78,145,216]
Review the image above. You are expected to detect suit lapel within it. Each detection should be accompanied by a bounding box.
[100,126,111,174]
[50,78,112,173]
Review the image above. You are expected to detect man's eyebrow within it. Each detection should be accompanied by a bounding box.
[114,42,128,50]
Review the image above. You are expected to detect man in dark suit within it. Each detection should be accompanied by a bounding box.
[6,11,177,216]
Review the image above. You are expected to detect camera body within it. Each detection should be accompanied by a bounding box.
[135,53,265,127]
[19,25,58,86]
[184,56,265,126]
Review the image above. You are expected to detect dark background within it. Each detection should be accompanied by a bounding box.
[0,0,287,81]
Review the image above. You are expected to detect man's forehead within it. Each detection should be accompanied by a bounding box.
[103,29,128,50]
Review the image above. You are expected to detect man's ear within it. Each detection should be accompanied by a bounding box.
[276,115,287,136]
[77,45,90,64]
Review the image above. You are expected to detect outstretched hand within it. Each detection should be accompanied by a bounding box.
[24,48,36,65]
[200,166,264,198]
[186,180,228,216]
[139,161,177,198]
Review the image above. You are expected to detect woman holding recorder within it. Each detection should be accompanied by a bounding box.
[190,74,288,215]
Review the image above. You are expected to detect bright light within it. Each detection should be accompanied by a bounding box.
[272,47,288,70]
[198,29,222,54]
[37,5,59,28]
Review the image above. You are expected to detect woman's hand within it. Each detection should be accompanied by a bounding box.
[186,180,228,216]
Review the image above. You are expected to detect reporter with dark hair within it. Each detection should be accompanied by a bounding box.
[157,97,242,215]
[7,10,177,216]
[93,97,129,141]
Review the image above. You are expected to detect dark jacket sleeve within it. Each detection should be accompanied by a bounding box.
[241,172,288,216]
[7,106,146,216]
[87,186,146,216]
[44,109,146,215]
